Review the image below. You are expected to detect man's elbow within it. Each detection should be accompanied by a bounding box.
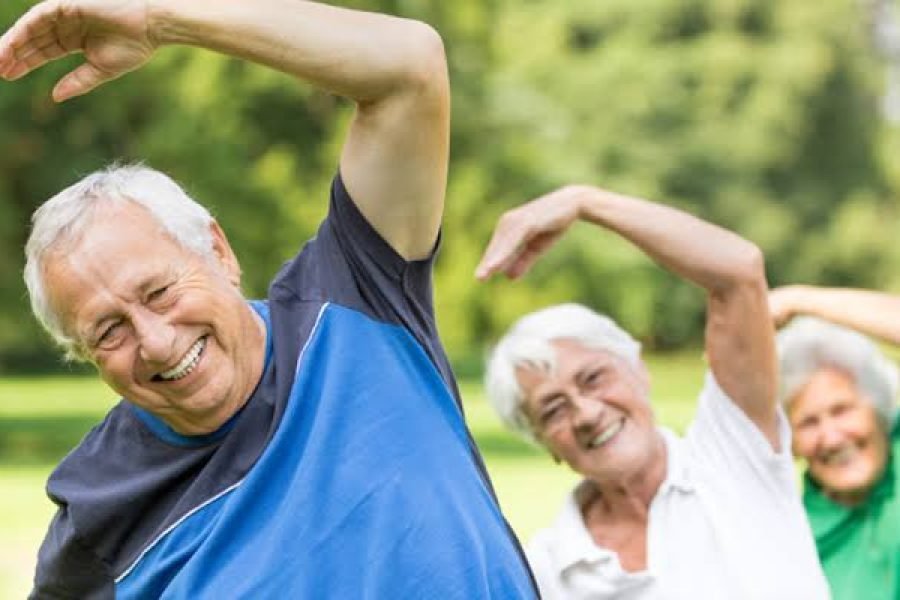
[398,21,449,108]
[719,242,767,296]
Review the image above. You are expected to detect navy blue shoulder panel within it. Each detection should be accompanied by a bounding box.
[270,174,459,404]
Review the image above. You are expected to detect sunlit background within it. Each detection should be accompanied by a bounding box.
[3,0,900,596]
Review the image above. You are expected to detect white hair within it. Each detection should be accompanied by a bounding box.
[777,317,899,428]
[24,163,216,360]
[484,303,642,441]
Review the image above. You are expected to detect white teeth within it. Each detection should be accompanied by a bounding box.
[159,338,206,381]
[589,419,624,448]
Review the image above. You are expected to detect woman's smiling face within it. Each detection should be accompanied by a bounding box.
[516,339,662,485]
[789,367,889,506]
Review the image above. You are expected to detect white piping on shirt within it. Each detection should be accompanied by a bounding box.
[116,303,330,584]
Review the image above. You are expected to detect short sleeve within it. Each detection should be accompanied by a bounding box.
[270,173,456,393]
[684,372,797,497]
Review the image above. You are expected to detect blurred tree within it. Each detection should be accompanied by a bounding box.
[447,0,895,356]
[0,0,897,373]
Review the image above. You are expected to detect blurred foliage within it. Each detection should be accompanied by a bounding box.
[2,0,900,373]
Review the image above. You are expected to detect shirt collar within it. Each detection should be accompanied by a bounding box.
[545,429,694,573]
[657,426,695,495]
[545,481,617,573]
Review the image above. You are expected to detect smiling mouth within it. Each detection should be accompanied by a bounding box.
[821,445,859,467]
[154,337,207,382]
[588,418,624,449]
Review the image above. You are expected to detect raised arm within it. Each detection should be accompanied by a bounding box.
[770,285,900,345]
[477,185,778,446]
[0,0,449,259]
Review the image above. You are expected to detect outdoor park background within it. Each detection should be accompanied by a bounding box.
[3,0,900,596]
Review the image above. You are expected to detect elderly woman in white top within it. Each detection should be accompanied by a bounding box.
[476,185,829,599]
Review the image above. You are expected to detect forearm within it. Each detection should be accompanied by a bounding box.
[577,187,764,293]
[578,186,778,443]
[776,285,900,344]
[150,0,443,102]
[150,0,448,260]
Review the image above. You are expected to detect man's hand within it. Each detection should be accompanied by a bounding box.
[475,185,586,281]
[1,0,449,259]
[0,0,157,102]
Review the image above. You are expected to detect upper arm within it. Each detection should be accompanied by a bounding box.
[339,23,449,261]
[704,244,780,449]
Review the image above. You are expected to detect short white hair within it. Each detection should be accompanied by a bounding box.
[484,303,642,441]
[24,164,216,360]
[777,317,899,428]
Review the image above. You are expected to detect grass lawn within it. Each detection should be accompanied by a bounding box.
[0,351,705,596]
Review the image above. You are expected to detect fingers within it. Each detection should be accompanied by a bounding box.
[0,0,76,81]
[476,187,584,281]
[475,219,563,280]
[475,229,523,281]
[3,35,72,81]
[52,62,114,102]
[767,289,794,328]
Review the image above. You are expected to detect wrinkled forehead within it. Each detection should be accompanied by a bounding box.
[788,367,868,412]
[41,205,183,328]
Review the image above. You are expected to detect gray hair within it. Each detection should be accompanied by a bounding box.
[484,303,642,441]
[24,164,215,360]
[777,316,899,428]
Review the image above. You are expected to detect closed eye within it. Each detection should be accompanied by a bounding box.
[97,321,123,346]
[538,396,567,423]
[147,285,171,303]
[581,368,605,389]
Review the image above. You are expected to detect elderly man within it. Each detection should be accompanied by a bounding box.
[2,1,536,597]
[771,285,900,600]
[477,185,830,598]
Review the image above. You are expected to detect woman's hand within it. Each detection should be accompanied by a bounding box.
[475,185,588,281]
[768,285,807,328]
[0,0,158,101]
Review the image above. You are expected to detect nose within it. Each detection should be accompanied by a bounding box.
[572,394,604,433]
[133,309,176,364]
[817,418,846,452]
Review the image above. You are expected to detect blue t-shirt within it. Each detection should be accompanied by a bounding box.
[31,175,537,599]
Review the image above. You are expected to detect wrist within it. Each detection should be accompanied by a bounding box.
[147,0,207,47]
[573,185,605,222]
[145,0,176,46]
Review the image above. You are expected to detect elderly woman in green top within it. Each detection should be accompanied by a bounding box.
[771,285,900,599]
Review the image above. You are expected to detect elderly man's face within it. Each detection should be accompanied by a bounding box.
[789,368,889,506]
[44,202,266,435]
[516,339,662,485]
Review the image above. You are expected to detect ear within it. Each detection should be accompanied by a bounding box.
[209,221,242,288]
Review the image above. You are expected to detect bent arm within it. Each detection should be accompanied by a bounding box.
[1,0,449,259]
[478,185,778,446]
[153,0,449,259]
[771,285,900,345]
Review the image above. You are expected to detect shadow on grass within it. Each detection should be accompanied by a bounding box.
[0,414,547,466]
[0,416,101,467]
[473,431,546,459]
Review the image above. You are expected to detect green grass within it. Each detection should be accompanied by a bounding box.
[0,353,705,596]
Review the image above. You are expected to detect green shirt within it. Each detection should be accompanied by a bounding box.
[803,422,900,600]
